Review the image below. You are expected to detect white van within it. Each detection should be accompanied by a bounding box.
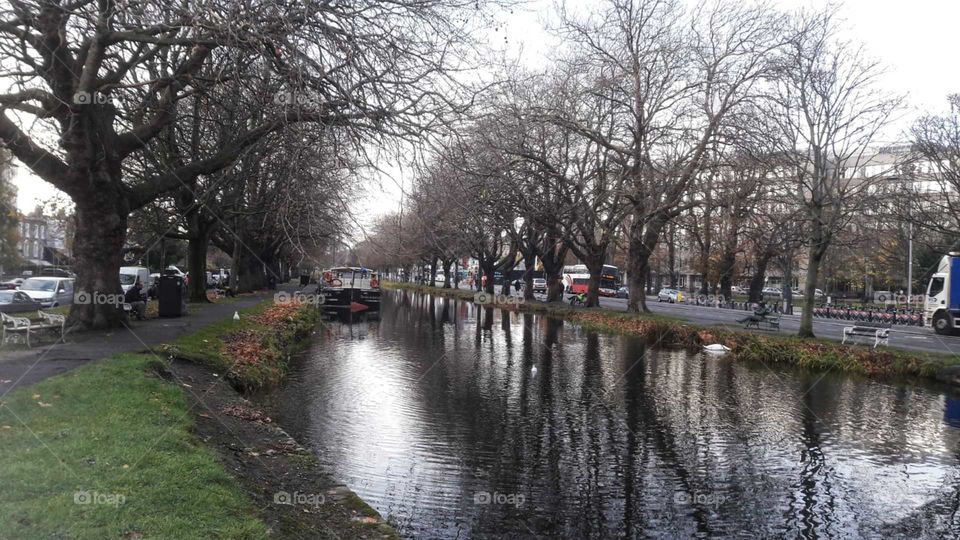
[120,266,151,294]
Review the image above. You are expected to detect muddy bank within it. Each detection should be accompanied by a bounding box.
[165,358,396,538]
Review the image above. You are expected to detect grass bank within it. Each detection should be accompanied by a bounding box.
[386,281,960,386]
[161,299,319,391]
[0,353,268,539]
[1,297,394,538]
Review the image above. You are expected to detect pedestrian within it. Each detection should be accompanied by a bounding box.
[124,281,147,320]
[514,279,521,294]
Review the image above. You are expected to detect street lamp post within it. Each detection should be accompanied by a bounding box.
[907,221,913,303]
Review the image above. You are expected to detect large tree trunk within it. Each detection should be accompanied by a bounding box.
[481,260,496,295]
[429,257,439,285]
[68,194,129,330]
[522,250,536,301]
[799,243,827,338]
[748,252,772,303]
[540,241,567,303]
[718,245,738,301]
[782,252,794,314]
[442,258,453,288]
[626,215,667,313]
[584,254,604,307]
[186,215,215,302]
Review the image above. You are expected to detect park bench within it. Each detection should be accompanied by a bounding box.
[1,310,66,347]
[743,315,780,331]
[842,323,890,348]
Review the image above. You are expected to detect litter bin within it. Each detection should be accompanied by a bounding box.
[300,274,310,287]
[158,274,187,317]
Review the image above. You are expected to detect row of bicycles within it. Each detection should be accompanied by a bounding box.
[812,305,924,326]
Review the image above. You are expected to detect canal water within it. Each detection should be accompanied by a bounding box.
[265,290,960,538]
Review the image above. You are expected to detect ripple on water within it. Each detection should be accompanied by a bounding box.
[269,292,960,539]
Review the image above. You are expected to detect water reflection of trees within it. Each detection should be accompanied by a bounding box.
[346,291,960,537]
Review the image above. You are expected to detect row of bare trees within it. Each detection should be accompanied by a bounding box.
[362,0,926,339]
[0,0,504,329]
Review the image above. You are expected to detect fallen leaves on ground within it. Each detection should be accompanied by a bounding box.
[222,403,272,424]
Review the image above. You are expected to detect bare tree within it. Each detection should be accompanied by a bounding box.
[0,0,496,328]
[546,0,785,312]
[908,94,960,239]
[765,8,902,337]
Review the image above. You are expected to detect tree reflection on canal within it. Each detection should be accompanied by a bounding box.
[263,290,960,538]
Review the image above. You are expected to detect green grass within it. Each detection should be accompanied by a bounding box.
[0,353,268,539]
[163,300,318,391]
[166,301,274,367]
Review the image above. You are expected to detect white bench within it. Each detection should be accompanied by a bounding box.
[842,325,890,348]
[1,310,66,347]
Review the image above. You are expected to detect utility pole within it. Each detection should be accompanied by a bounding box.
[907,221,913,302]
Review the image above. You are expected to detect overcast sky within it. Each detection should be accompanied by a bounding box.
[11,0,960,222]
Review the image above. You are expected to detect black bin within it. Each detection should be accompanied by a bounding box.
[158,274,187,317]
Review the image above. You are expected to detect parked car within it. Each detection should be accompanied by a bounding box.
[19,277,74,308]
[0,290,41,313]
[0,278,22,290]
[657,288,683,303]
[762,287,782,297]
[532,278,547,293]
[730,286,746,295]
[616,286,629,299]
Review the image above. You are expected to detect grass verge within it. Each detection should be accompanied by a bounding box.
[0,353,267,539]
[386,281,960,385]
[161,299,319,392]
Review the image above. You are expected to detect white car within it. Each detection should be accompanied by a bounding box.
[730,286,746,295]
[762,287,782,297]
[657,288,683,303]
[532,278,547,293]
[19,277,75,308]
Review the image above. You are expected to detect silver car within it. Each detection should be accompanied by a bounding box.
[19,277,75,308]
[657,288,682,303]
[532,278,547,293]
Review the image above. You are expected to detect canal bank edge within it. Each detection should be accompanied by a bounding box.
[161,298,398,538]
[0,298,396,538]
[385,281,960,389]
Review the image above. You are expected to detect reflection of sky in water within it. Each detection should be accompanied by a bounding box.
[272,292,960,538]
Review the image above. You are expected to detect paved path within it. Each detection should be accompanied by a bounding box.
[0,291,277,395]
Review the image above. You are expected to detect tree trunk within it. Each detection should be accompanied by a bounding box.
[782,253,794,314]
[229,234,243,291]
[481,260,496,295]
[799,244,826,338]
[667,224,678,288]
[522,251,536,301]
[186,222,213,303]
[698,245,711,295]
[540,241,567,303]
[585,255,604,307]
[718,246,737,301]
[442,259,453,288]
[626,215,666,313]
[68,198,129,330]
[748,252,772,303]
